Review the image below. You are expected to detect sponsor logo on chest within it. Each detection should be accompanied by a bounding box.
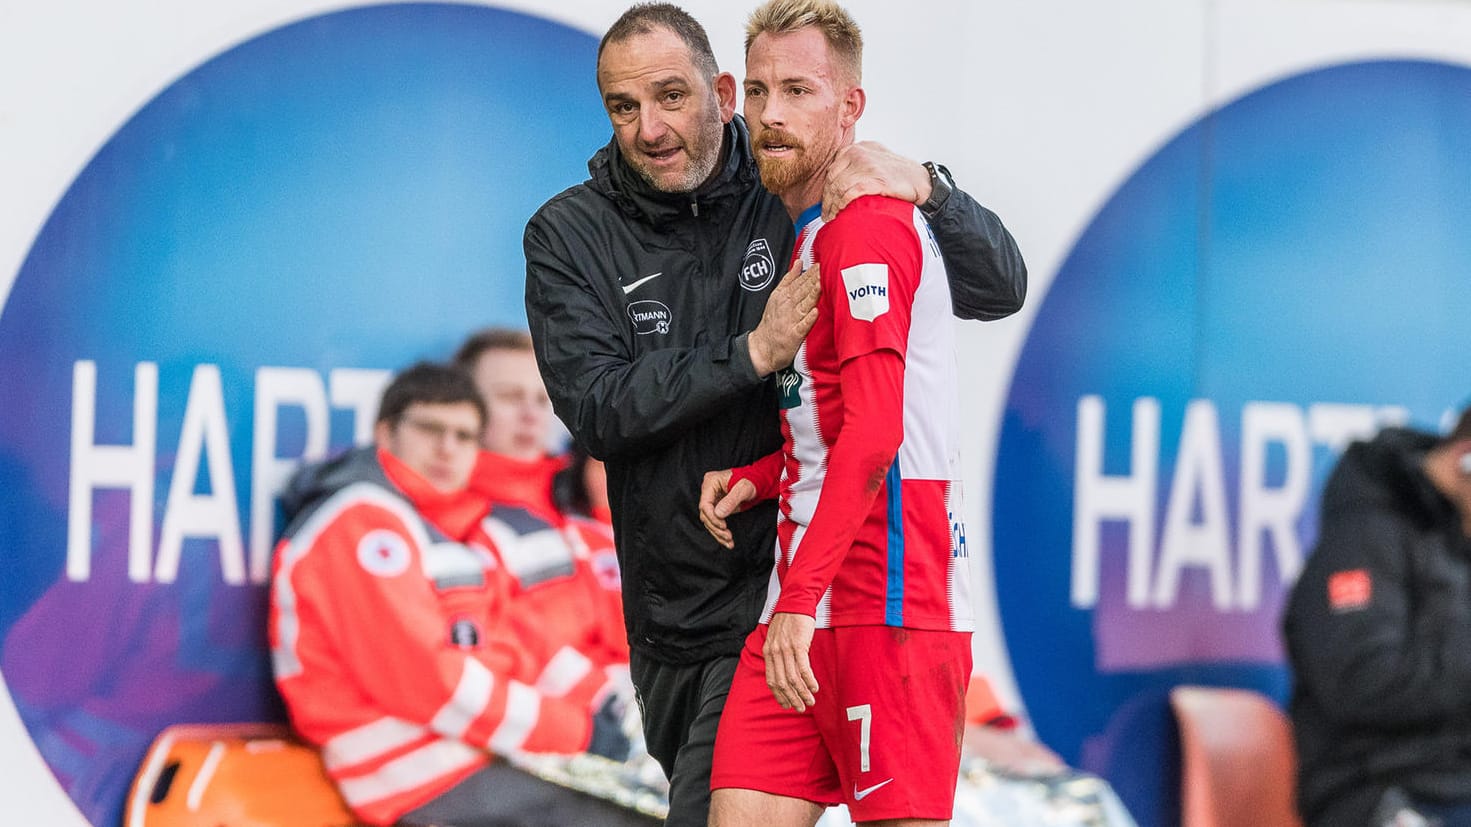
[628,300,672,335]
[777,366,803,409]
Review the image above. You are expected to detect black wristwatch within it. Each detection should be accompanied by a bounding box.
[919,161,954,217]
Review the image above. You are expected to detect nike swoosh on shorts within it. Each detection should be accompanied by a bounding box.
[853,778,894,801]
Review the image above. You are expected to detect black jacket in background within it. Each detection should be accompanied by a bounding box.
[1284,427,1471,826]
[523,115,1026,665]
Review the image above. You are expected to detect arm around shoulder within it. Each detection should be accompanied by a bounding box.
[927,180,1027,321]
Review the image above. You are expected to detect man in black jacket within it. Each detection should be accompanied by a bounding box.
[1284,408,1471,827]
[523,5,1026,824]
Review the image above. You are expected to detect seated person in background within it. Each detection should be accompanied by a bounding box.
[1284,406,1471,827]
[455,328,629,672]
[269,361,649,827]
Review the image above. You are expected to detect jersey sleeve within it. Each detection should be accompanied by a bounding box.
[271,494,593,757]
[811,197,924,366]
[729,450,785,503]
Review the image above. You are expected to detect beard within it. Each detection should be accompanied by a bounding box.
[629,96,725,193]
[753,127,824,197]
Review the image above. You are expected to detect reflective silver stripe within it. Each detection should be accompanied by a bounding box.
[534,646,592,698]
[322,717,427,772]
[336,739,482,808]
[430,659,493,739]
[423,540,485,588]
[488,681,541,753]
[272,483,433,679]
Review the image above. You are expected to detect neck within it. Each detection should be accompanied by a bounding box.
[781,175,827,221]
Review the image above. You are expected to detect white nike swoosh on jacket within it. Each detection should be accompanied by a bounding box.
[621,272,663,293]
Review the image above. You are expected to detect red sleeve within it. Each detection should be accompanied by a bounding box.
[728,450,784,503]
[814,196,923,365]
[271,493,592,756]
[773,348,906,616]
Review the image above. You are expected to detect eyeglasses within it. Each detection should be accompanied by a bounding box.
[399,416,481,447]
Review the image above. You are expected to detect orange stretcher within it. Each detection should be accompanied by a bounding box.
[124,723,356,827]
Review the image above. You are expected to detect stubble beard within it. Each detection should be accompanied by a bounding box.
[632,98,725,194]
[754,127,830,202]
[755,150,812,198]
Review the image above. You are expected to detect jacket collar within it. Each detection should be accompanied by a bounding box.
[468,450,567,523]
[378,448,489,541]
[587,116,758,228]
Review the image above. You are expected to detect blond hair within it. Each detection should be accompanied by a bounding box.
[744,0,863,85]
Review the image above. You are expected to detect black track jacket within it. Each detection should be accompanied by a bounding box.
[524,116,1025,665]
[1284,427,1471,826]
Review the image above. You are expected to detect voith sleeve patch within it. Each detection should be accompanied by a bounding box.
[841,263,890,322]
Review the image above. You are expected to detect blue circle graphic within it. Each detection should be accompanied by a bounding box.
[994,60,1471,827]
[0,5,605,824]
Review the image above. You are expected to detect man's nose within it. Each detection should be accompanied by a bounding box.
[639,110,670,145]
[759,98,785,128]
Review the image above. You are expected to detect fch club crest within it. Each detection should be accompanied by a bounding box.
[740,237,776,291]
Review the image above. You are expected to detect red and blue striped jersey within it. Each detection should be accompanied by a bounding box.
[741,195,973,632]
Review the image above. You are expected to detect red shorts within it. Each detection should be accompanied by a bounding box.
[710,624,972,822]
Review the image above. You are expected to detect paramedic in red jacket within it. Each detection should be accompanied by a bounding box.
[269,362,650,827]
[456,328,630,672]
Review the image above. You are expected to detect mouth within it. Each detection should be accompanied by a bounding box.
[642,145,684,165]
[756,133,801,157]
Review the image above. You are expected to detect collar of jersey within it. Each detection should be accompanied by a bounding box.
[794,203,822,235]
